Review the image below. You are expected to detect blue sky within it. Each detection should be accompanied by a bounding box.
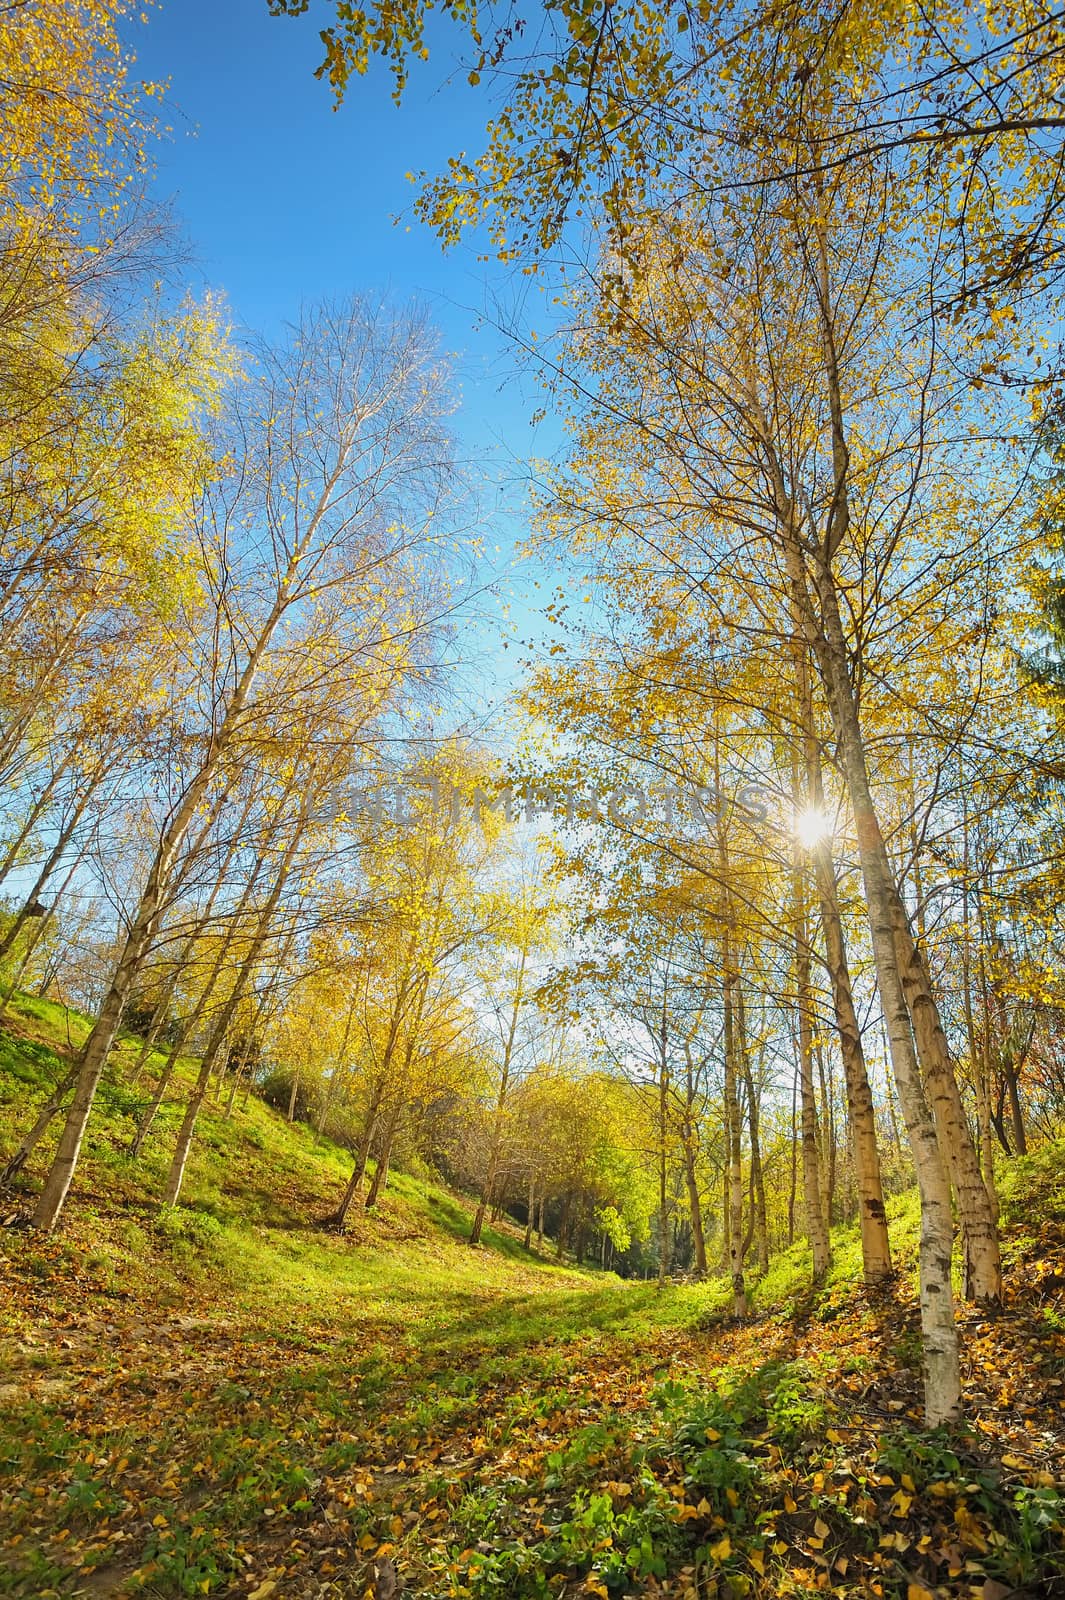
[132,0,569,725]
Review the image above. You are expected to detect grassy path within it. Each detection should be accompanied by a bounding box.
[1,998,1064,1599]
[3,1200,1065,1600]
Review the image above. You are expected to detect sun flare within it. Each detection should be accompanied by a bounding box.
[793,806,833,848]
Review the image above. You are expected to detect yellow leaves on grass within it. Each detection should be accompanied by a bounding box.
[808,1516,831,1550]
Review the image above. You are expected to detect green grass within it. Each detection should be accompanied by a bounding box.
[0,988,603,1333]
[1,996,1063,1600]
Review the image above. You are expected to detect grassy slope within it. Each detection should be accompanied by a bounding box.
[1,995,1064,1600]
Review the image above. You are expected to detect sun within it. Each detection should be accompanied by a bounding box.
[794,806,833,848]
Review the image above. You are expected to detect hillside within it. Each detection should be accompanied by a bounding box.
[1,997,1064,1600]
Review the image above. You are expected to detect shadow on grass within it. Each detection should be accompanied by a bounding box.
[413,1282,670,1365]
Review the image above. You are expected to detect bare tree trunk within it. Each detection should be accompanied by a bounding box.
[736,989,769,1273]
[365,1104,401,1209]
[793,646,890,1274]
[470,950,526,1247]
[130,1033,183,1159]
[657,1029,669,1287]
[680,1128,707,1276]
[128,986,177,1092]
[810,826,893,1284]
[29,486,330,1232]
[882,1021,904,1157]
[335,1122,376,1227]
[225,1030,257,1118]
[161,798,312,1209]
[1004,1061,1027,1157]
[131,781,265,1094]
[713,730,748,1316]
[365,1143,393,1209]
[30,773,236,1229]
[327,942,428,1230]
[787,1064,797,1245]
[792,808,831,1282]
[161,1032,222,1208]
[741,200,962,1416]
[0,758,111,964]
[891,915,1001,1303]
[1,1064,78,1183]
[966,885,1000,1225]
[816,1039,836,1226]
[680,1044,708,1276]
[131,850,274,1158]
[722,937,747,1319]
[796,539,961,1422]
[0,845,91,1020]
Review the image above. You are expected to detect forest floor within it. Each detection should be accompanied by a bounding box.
[1,995,1064,1600]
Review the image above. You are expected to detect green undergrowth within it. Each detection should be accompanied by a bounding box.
[0,992,563,1326]
[1,997,1063,1598]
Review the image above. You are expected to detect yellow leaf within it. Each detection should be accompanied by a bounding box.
[705,1427,722,1442]
[784,1494,797,1513]
[907,1585,935,1600]
[814,1519,830,1540]
[248,1585,278,1600]
[709,1536,731,1562]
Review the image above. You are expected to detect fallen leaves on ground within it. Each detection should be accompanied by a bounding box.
[1,1203,1064,1600]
